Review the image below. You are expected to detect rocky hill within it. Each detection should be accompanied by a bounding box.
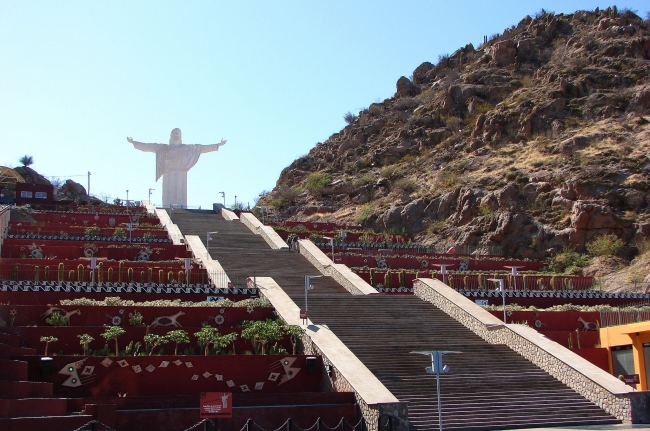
[260,8,650,282]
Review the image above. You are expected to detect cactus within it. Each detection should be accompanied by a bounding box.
[448,275,454,288]
[118,261,124,283]
[550,276,557,290]
[158,269,164,284]
[463,275,469,288]
[58,263,65,282]
[398,270,406,288]
[429,270,438,280]
[127,267,134,283]
[98,262,104,282]
[77,264,84,282]
[34,266,40,282]
[522,275,528,290]
[140,271,146,283]
[44,266,50,281]
[68,270,75,282]
[384,270,391,288]
[107,267,114,282]
[147,268,153,283]
[167,271,174,283]
[178,270,185,284]
[369,268,376,286]
[477,273,485,289]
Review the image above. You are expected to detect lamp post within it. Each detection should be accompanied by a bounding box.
[488,278,507,323]
[304,275,323,321]
[148,188,155,204]
[219,192,225,207]
[206,231,218,251]
[125,190,129,214]
[322,237,335,262]
[411,350,461,431]
[504,266,524,291]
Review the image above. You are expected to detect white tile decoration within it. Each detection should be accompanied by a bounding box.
[215,374,223,381]
[255,382,264,390]
[159,361,170,368]
[240,384,250,392]
[145,365,156,373]
[191,374,199,381]
[173,360,183,366]
[226,380,235,387]
[185,362,193,368]
[202,372,212,378]
[81,366,94,376]
[268,372,280,381]
[100,358,113,367]
[118,360,130,368]
[132,365,142,373]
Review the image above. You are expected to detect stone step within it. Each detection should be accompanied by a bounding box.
[0,359,28,381]
[0,343,37,359]
[0,380,53,399]
[0,398,68,418]
[0,415,94,431]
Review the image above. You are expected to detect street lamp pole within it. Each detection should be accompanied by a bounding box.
[148,188,155,204]
[206,231,218,251]
[304,275,323,319]
[219,192,225,207]
[125,190,129,214]
[322,237,335,262]
[488,279,507,323]
[411,350,461,431]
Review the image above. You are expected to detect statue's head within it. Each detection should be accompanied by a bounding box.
[169,128,183,145]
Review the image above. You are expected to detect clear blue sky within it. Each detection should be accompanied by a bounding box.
[1,1,647,208]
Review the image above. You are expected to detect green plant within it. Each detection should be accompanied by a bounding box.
[393,177,418,194]
[445,116,462,131]
[129,310,144,326]
[355,174,375,187]
[84,226,100,237]
[40,336,58,356]
[167,330,190,355]
[101,326,126,356]
[586,234,624,257]
[143,232,154,240]
[46,311,68,326]
[284,325,305,355]
[124,340,142,356]
[59,230,69,237]
[343,112,358,124]
[436,172,459,189]
[58,263,65,282]
[355,203,376,224]
[381,165,402,180]
[143,333,169,356]
[112,227,127,239]
[241,319,284,355]
[547,246,589,274]
[194,327,221,356]
[78,334,94,356]
[305,172,331,195]
[477,203,493,217]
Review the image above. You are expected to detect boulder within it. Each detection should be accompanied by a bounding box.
[59,179,89,201]
[396,76,420,98]
[13,166,51,185]
[412,62,435,84]
[490,40,517,66]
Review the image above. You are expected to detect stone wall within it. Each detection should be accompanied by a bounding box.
[253,276,408,431]
[298,240,377,296]
[0,205,11,251]
[239,213,288,250]
[155,208,183,245]
[220,208,239,220]
[413,278,646,423]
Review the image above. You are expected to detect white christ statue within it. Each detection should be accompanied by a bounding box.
[128,128,226,208]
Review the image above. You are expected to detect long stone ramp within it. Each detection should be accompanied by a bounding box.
[169,209,623,431]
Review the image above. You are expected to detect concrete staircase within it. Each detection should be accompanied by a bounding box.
[170,209,621,431]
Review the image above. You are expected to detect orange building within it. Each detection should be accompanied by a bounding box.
[599,321,650,390]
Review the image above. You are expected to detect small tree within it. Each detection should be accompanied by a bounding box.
[241,319,284,355]
[101,326,126,356]
[143,333,169,356]
[84,226,100,237]
[19,155,34,167]
[167,329,190,355]
[40,336,58,356]
[78,334,94,356]
[215,332,238,355]
[284,325,304,355]
[343,112,358,125]
[194,327,221,356]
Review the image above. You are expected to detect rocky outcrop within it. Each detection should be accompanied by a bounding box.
[261,8,650,261]
[13,167,51,185]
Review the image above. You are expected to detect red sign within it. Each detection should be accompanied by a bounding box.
[300,310,308,319]
[621,374,640,386]
[200,392,232,418]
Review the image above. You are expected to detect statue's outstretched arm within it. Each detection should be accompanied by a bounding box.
[128,137,159,153]
[199,139,227,154]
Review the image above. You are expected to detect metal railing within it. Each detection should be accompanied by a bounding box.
[600,309,650,328]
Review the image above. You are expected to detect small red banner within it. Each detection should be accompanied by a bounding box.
[200,392,232,418]
[300,310,308,319]
[621,374,640,385]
